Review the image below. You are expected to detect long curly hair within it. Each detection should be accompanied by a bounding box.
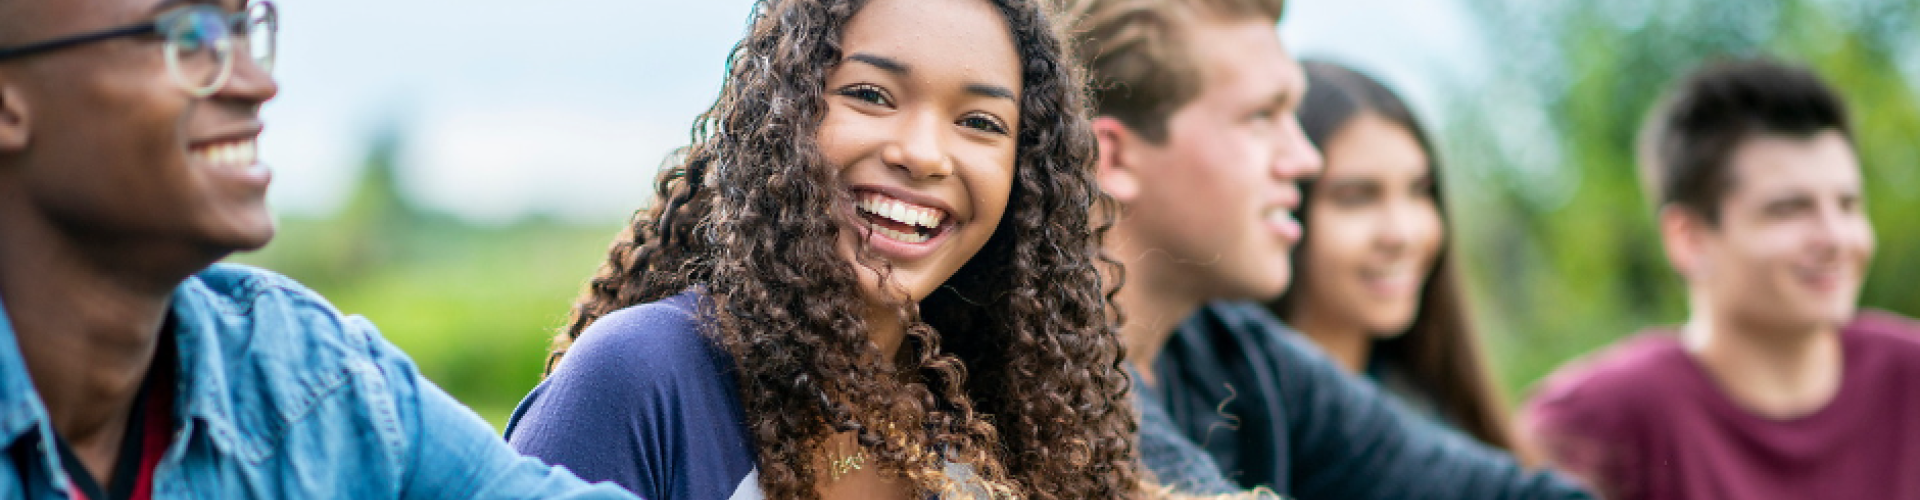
[546,0,1139,498]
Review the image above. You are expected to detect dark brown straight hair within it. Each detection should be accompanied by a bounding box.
[1271,60,1514,451]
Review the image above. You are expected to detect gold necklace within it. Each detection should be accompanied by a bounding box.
[826,433,869,481]
[828,447,868,481]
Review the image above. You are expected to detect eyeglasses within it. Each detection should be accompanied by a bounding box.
[0,1,277,98]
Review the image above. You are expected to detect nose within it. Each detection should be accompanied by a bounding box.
[1812,198,1874,258]
[215,53,279,106]
[881,111,953,180]
[1377,201,1414,253]
[1273,115,1324,181]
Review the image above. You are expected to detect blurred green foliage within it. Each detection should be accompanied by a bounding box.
[232,129,625,428]
[1447,0,1920,399]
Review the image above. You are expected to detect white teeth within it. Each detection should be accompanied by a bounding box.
[192,139,258,170]
[1266,208,1293,225]
[867,222,931,244]
[855,192,946,230]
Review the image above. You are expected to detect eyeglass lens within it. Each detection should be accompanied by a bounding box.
[163,4,275,96]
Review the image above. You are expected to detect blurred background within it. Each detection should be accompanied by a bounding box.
[234,0,1920,427]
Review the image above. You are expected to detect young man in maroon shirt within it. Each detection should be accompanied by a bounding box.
[1523,58,1920,500]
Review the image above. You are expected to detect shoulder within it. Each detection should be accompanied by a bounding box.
[1843,309,1920,377]
[1194,301,1297,337]
[508,292,756,498]
[1176,301,1303,357]
[187,263,347,324]
[1847,309,1920,350]
[552,291,729,385]
[529,291,740,423]
[179,263,380,376]
[1524,332,1686,430]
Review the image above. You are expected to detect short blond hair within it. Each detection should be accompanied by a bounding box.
[1056,0,1287,142]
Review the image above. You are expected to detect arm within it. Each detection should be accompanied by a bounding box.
[350,316,640,500]
[1519,388,1626,500]
[1135,382,1241,496]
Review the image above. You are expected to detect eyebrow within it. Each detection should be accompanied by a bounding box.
[848,53,1017,101]
[1270,88,1297,110]
[967,83,1017,101]
[847,53,909,75]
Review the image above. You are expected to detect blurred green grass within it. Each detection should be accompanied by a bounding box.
[230,135,628,429]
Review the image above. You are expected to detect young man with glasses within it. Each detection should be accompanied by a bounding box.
[1058,0,1591,497]
[0,1,636,498]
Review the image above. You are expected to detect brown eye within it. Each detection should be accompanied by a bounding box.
[1765,198,1813,218]
[959,114,1009,135]
[1328,183,1378,207]
[838,84,893,107]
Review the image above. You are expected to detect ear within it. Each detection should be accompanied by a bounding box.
[1659,205,1710,281]
[1091,116,1143,203]
[0,82,28,152]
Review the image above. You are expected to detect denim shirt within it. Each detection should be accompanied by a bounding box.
[0,264,636,499]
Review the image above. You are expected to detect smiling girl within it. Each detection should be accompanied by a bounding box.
[1268,61,1515,452]
[503,0,1143,499]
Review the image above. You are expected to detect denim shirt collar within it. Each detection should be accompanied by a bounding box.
[0,273,255,466]
[0,291,50,462]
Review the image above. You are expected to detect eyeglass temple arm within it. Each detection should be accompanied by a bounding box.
[0,25,159,62]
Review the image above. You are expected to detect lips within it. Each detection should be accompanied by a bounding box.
[1264,205,1302,243]
[1794,265,1853,293]
[1360,263,1421,297]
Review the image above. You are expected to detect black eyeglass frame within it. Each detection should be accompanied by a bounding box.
[0,2,277,95]
[0,23,161,62]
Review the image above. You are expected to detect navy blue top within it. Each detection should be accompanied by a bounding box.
[506,291,761,500]
[1139,301,1593,500]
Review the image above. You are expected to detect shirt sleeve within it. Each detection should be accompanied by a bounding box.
[1224,305,1594,500]
[348,316,641,500]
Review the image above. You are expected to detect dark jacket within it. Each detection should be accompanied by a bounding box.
[1136,301,1592,499]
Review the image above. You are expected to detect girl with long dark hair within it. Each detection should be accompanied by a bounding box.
[1270,61,1515,451]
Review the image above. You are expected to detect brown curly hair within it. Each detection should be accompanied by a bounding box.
[545,0,1140,498]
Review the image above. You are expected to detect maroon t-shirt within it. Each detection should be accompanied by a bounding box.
[1523,310,1920,500]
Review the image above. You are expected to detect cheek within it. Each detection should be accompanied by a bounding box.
[1848,218,1877,261]
[816,109,871,172]
[1412,206,1447,260]
[1307,208,1369,259]
[1304,213,1367,280]
[1216,133,1269,184]
[975,163,1017,229]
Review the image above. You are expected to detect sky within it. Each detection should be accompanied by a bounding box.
[260,0,1490,225]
